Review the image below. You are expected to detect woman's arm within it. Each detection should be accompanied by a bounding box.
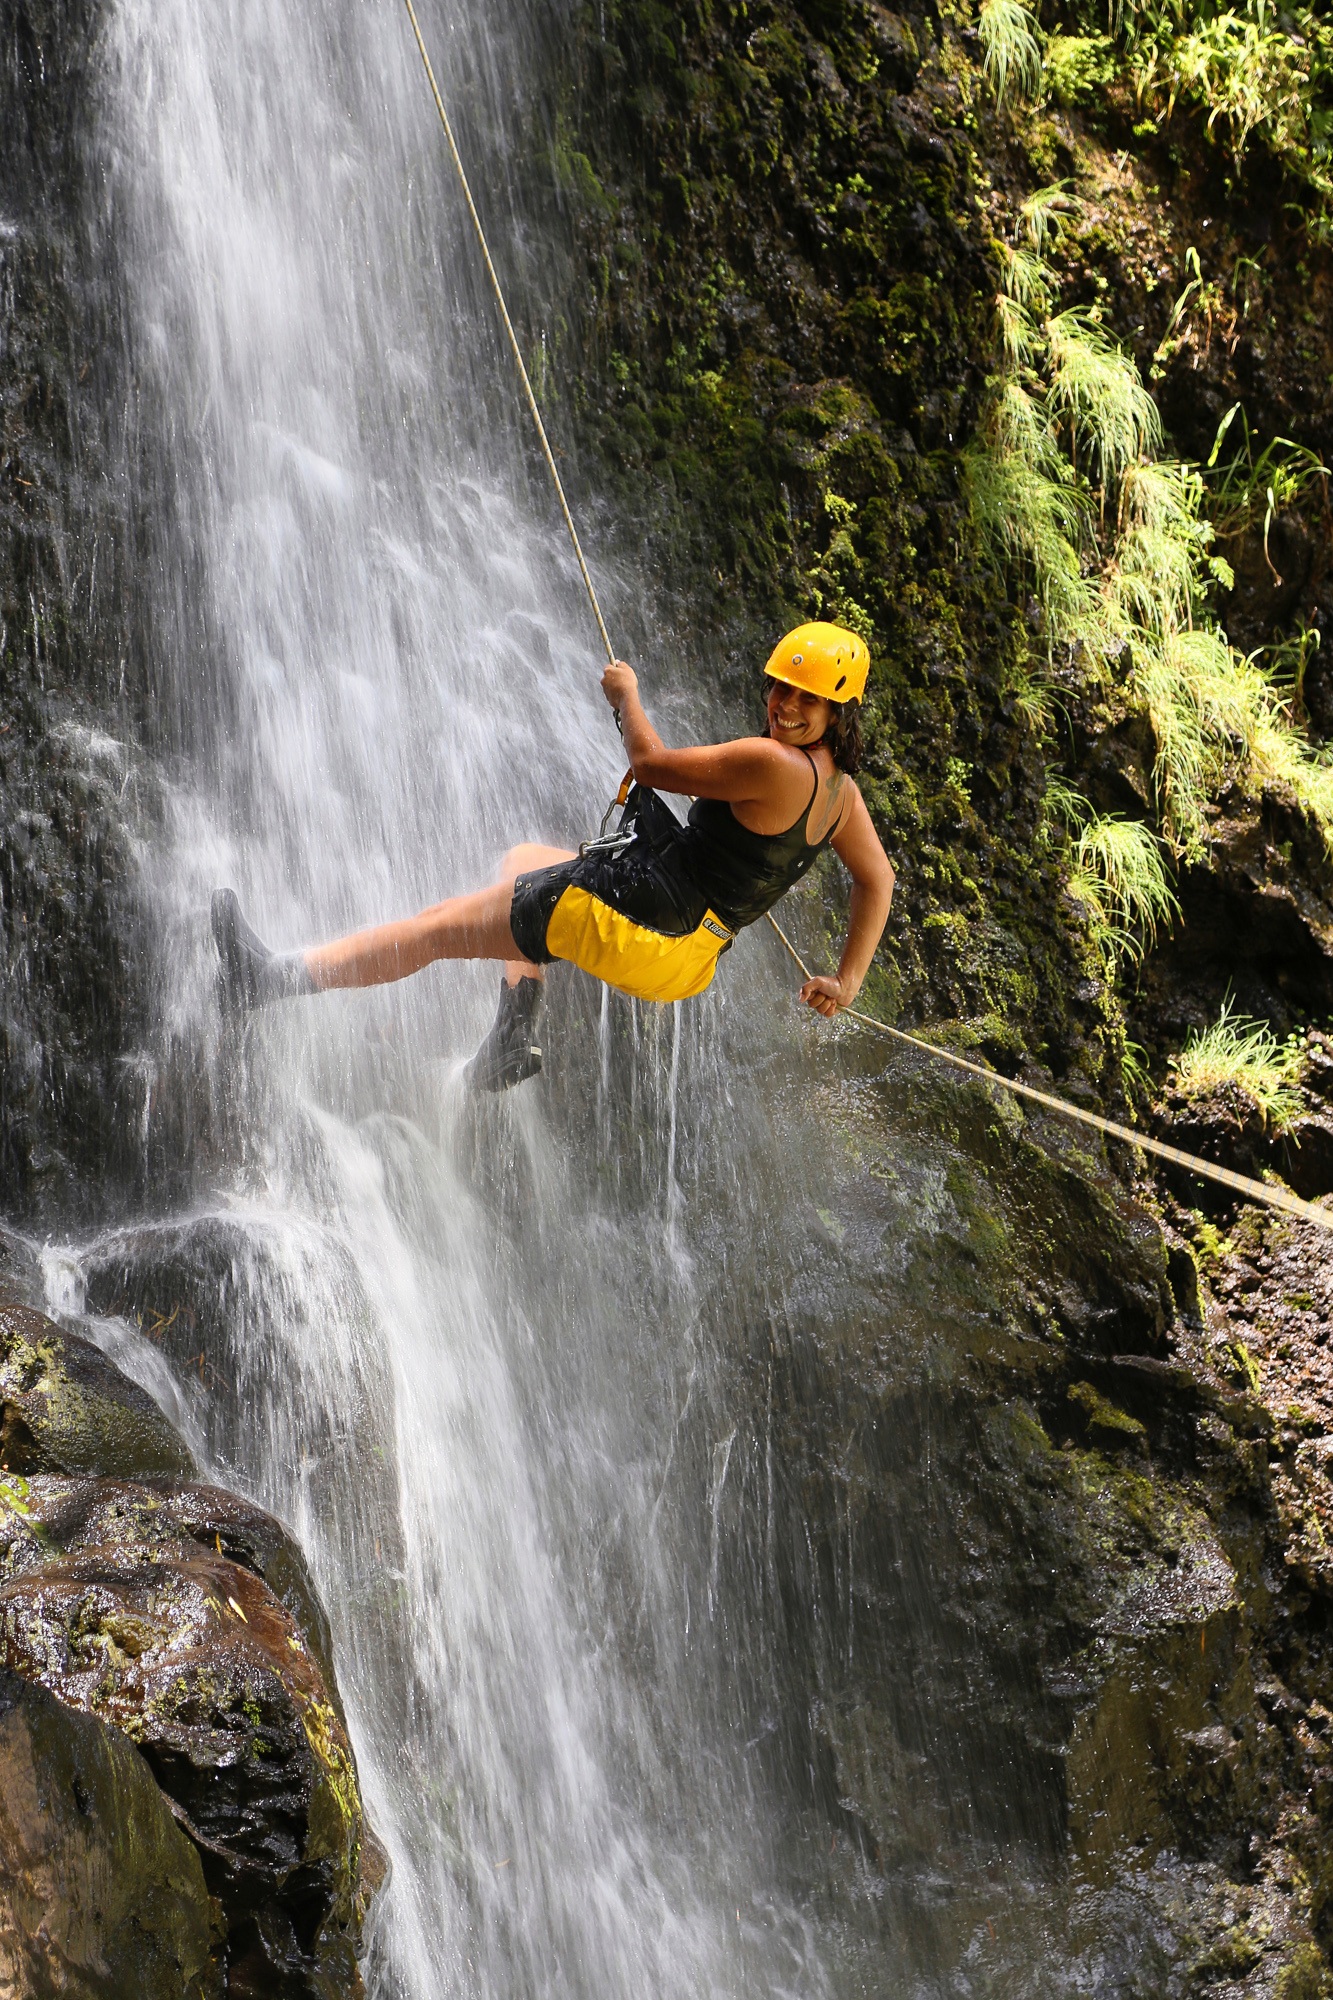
[602,661,788,804]
[799,787,896,1018]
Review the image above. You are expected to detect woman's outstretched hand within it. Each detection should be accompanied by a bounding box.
[601,660,638,713]
[800,974,853,1018]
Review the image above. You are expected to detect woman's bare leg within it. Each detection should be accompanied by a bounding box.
[303,844,575,993]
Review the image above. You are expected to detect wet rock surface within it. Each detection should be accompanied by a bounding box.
[0,1664,220,2000]
[555,4,1333,1981]
[690,1052,1332,1992]
[0,1295,376,1996]
[1,0,155,1227]
[0,1297,196,1482]
[0,1549,364,1997]
[0,1471,343,1724]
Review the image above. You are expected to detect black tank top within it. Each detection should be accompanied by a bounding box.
[674,749,837,931]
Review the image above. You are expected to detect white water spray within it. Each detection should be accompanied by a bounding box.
[76,1,844,1994]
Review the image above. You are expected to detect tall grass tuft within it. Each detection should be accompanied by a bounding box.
[979,0,1043,103]
[1044,777,1178,964]
[1172,1001,1305,1129]
[1068,814,1179,964]
[1046,310,1161,484]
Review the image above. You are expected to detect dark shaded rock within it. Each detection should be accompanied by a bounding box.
[0,0,154,1227]
[0,1542,367,1999]
[0,1664,220,1999]
[1132,793,1333,1079]
[0,1471,339,1712]
[0,1298,195,1481]
[1155,1080,1271,1184]
[1280,1108,1333,1201]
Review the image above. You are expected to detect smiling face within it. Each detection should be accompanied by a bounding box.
[766,679,832,747]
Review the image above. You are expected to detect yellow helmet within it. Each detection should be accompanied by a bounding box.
[765,622,869,704]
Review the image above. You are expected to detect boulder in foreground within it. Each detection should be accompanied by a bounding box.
[0,1664,221,1999]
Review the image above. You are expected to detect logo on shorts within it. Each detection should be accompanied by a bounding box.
[702,917,731,941]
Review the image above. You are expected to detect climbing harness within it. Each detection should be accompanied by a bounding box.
[401,4,1333,1240]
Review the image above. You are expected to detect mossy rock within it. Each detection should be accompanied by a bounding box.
[0,1664,221,1998]
[0,1471,340,1711]
[0,1301,195,1482]
[0,1544,369,1998]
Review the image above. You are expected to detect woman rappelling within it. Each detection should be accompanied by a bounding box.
[211,621,897,1091]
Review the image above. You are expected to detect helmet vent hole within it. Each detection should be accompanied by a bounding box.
[835,674,846,690]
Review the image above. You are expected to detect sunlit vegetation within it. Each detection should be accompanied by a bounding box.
[979,0,1043,105]
[975,0,1333,227]
[1120,0,1333,222]
[1044,776,1179,966]
[964,181,1333,863]
[1172,1000,1306,1128]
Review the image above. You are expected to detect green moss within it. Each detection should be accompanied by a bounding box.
[0,1470,34,1515]
[1044,34,1116,110]
[1068,1380,1148,1446]
[1276,1940,1333,2000]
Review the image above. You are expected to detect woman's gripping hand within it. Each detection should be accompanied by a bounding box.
[601,660,638,713]
[799,973,854,1018]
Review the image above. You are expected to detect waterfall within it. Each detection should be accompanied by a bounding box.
[66,1,854,1993]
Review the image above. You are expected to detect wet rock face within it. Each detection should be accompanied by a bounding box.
[0,1300,376,1997]
[0,1469,340,1698]
[0,1548,364,1997]
[1,0,153,1226]
[0,1665,221,2000]
[0,1298,196,1481]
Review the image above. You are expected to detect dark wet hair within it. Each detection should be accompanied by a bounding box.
[762,676,863,776]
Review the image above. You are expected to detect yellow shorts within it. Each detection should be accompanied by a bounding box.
[508,852,733,1004]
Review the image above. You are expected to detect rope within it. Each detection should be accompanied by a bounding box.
[402,0,616,667]
[763,909,1333,1236]
[402,4,1332,1243]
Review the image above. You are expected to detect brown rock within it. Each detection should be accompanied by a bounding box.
[0,1544,367,1998]
[0,1470,339,1704]
[0,1664,221,1998]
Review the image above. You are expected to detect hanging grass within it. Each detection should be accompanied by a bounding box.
[1042,778,1178,964]
[1172,1001,1305,1129]
[1068,813,1179,962]
[1046,309,1162,485]
[963,441,1097,637]
[979,0,1044,103]
[1018,183,1078,254]
[966,198,1333,869]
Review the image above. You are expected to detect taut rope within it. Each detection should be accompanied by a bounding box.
[764,909,1333,1235]
[402,4,1333,1241]
[402,0,615,667]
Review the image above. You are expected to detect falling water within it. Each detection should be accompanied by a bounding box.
[38,0,1188,1994]
[66,0,832,1989]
